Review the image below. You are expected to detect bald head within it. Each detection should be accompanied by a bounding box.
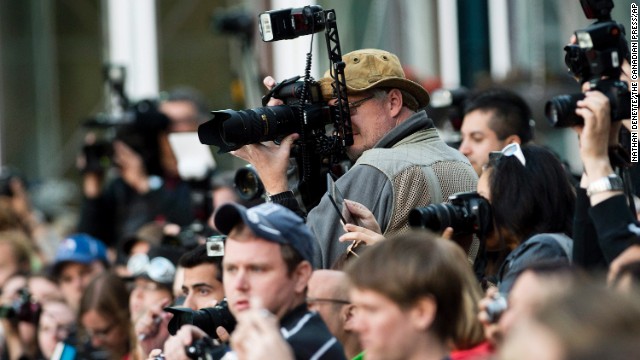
[309,270,350,302]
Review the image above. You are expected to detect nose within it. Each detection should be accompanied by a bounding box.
[458,139,471,156]
[183,294,197,310]
[233,270,249,292]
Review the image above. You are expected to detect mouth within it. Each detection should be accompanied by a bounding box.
[234,299,250,311]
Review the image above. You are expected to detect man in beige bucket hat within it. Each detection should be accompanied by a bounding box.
[232,49,477,268]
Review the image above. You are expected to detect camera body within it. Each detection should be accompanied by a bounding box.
[409,191,493,237]
[164,299,236,339]
[0,288,42,324]
[545,0,630,127]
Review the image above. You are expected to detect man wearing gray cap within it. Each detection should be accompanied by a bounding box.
[162,202,345,360]
[233,49,477,268]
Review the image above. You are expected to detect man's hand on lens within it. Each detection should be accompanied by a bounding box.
[230,76,299,195]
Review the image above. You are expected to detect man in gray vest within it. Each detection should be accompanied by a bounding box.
[232,49,477,268]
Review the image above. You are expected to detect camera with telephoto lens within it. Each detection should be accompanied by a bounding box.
[164,299,236,339]
[409,191,493,236]
[545,0,630,127]
[0,288,42,325]
[199,5,352,211]
[82,65,170,174]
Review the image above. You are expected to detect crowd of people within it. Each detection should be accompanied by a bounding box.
[0,41,638,360]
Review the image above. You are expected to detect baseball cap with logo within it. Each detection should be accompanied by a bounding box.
[319,48,430,110]
[214,203,315,265]
[52,233,108,276]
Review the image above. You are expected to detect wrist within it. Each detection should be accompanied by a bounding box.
[583,159,613,182]
[586,173,624,207]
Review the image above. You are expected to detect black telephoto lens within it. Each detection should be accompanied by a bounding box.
[544,93,585,128]
[198,105,298,153]
[409,204,457,231]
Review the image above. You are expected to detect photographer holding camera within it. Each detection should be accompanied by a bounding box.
[77,99,195,263]
[545,0,640,273]
[232,48,477,269]
[161,202,345,359]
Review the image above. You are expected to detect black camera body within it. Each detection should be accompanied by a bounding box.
[0,288,42,325]
[409,191,493,237]
[545,0,630,127]
[82,64,170,174]
[164,299,236,339]
[199,5,352,210]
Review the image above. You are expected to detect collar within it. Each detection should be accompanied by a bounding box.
[373,110,436,149]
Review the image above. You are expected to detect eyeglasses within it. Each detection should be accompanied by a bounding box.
[85,322,115,340]
[127,253,176,285]
[488,143,526,167]
[348,95,375,115]
[306,297,351,306]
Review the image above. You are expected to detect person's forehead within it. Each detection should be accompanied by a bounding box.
[223,236,283,262]
[184,263,220,281]
[462,109,497,133]
[59,262,91,275]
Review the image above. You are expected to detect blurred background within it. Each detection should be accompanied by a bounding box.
[0,0,634,219]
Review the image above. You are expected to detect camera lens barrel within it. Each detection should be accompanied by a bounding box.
[544,93,585,128]
[198,106,298,153]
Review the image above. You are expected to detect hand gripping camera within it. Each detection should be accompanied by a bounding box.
[545,0,631,127]
[198,5,352,210]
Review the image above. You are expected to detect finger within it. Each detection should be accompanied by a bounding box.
[263,76,277,90]
[441,227,454,240]
[278,133,299,152]
[217,326,230,342]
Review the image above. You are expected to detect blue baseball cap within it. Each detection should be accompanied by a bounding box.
[53,233,108,275]
[214,203,315,265]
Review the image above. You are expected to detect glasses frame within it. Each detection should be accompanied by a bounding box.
[488,142,526,167]
[348,95,375,115]
[306,297,351,306]
[85,322,116,341]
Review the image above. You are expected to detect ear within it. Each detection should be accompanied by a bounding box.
[409,296,437,331]
[342,304,357,331]
[503,134,522,145]
[387,88,403,118]
[293,261,313,294]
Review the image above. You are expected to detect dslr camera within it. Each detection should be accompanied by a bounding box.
[545,0,630,127]
[82,65,170,174]
[164,299,236,339]
[0,288,42,325]
[409,191,492,237]
[198,5,352,210]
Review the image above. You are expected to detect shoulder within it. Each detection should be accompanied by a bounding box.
[510,233,573,263]
[282,311,346,360]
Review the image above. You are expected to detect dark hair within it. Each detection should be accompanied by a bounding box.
[485,144,575,242]
[463,88,534,143]
[346,230,467,343]
[179,244,223,282]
